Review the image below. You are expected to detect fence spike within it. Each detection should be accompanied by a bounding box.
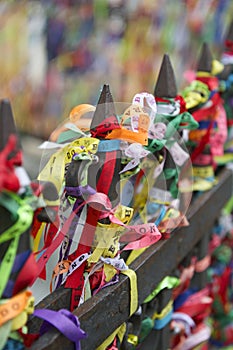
[196,42,213,73]
[154,54,177,98]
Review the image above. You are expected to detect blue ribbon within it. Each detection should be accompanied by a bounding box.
[98,139,121,152]
[153,309,173,330]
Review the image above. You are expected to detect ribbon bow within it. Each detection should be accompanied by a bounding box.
[78,192,161,250]
[120,143,150,174]
[34,308,87,350]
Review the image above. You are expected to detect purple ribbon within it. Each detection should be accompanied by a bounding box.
[33,308,87,350]
[65,185,96,213]
[3,250,30,298]
[65,185,96,198]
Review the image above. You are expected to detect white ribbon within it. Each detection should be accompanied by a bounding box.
[132,92,157,129]
[66,252,91,279]
[120,143,150,174]
[149,187,174,204]
[221,53,233,65]
[157,100,180,116]
[100,256,128,271]
[38,141,68,149]
[168,141,190,166]
[64,122,89,137]
[148,122,167,140]
[38,123,87,149]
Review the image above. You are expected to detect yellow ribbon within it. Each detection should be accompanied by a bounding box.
[127,334,138,346]
[96,268,138,348]
[152,299,173,320]
[38,137,99,193]
[88,205,134,264]
[193,165,214,178]
[121,269,138,317]
[33,222,45,253]
[96,323,126,350]
[11,295,35,330]
[193,178,218,192]
[126,248,148,266]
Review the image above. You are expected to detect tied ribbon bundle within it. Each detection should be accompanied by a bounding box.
[169,199,233,350]
[0,126,39,349]
[171,287,213,350]
[31,86,195,317]
[0,104,88,350]
[125,92,195,246]
[170,199,233,350]
[168,243,215,349]
[32,91,158,312]
[97,276,180,350]
[217,41,233,164]
[181,44,230,192]
[29,80,198,350]
[206,201,233,347]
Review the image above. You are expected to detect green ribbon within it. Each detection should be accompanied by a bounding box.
[0,191,33,298]
[212,245,232,265]
[138,317,154,343]
[165,112,199,138]
[164,168,179,198]
[144,276,180,303]
[223,196,233,215]
[146,111,198,154]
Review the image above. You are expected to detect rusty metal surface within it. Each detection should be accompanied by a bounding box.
[29,167,233,350]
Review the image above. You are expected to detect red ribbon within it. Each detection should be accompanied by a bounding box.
[175,95,187,113]
[196,76,219,91]
[191,92,221,122]
[155,95,187,113]
[90,115,120,138]
[225,40,233,52]
[66,118,120,310]
[0,134,22,192]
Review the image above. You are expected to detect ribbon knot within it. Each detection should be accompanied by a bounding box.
[120,143,150,174]
[34,308,87,350]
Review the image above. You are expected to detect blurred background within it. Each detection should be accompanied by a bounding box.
[0,0,232,142]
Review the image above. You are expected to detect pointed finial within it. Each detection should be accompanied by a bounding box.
[154,54,178,98]
[196,42,213,73]
[90,84,116,131]
[0,99,20,151]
